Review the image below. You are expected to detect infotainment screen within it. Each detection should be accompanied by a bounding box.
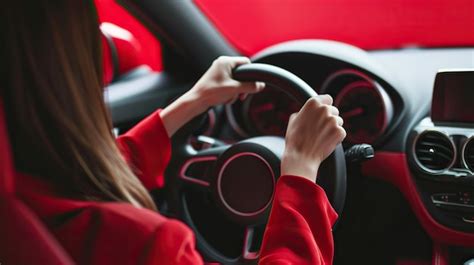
[431,70,474,124]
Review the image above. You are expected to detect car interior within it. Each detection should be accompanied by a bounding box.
[1,0,474,264]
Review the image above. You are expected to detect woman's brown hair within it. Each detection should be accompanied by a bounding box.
[0,0,156,210]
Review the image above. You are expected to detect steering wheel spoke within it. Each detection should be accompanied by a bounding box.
[178,145,229,188]
[180,156,215,187]
[242,226,260,261]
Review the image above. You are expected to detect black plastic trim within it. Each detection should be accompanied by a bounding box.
[101,30,120,82]
[105,72,191,125]
[120,0,239,74]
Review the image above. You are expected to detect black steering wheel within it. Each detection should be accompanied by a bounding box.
[164,63,346,264]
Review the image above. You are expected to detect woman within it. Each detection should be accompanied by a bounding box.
[1,0,345,264]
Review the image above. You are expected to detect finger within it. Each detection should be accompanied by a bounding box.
[286,113,298,135]
[316,94,333,105]
[337,127,347,142]
[230,56,251,68]
[335,115,344,126]
[328,105,340,116]
[300,97,320,113]
[236,81,266,94]
[239,93,248,101]
[213,56,251,71]
[289,113,298,124]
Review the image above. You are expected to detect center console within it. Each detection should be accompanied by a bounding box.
[408,70,474,233]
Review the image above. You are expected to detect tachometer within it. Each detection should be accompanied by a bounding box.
[243,88,300,136]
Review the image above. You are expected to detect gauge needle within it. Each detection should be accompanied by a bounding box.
[253,103,275,113]
[341,107,364,119]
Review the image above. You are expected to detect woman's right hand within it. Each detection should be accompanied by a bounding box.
[281,95,346,182]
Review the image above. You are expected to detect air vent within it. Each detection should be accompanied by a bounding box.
[414,131,455,173]
[463,137,474,172]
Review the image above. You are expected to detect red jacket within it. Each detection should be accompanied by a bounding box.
[17,110,337,264]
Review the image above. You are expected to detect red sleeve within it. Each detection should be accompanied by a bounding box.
[143,219,204,265]
[116,109,171,190]
[259,175,338,265]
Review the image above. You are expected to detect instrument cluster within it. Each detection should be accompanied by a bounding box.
[226,69,394,146]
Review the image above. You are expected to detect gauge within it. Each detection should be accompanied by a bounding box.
[243,88,300,136]
[334,79,393,144]
[321,69,394,145]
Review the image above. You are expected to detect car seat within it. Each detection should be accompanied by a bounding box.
[0,99,74,265]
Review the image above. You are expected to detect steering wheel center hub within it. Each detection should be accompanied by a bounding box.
[211,137,285,224]
[217,152,275,217]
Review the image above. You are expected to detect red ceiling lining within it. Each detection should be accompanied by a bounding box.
[194,0,474,55]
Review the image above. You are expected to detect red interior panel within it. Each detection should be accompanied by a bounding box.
[101,22,144,74]
[0,101,74,265]
[195,0,474,55]
[94,0,163,72]
[362,152,474,247]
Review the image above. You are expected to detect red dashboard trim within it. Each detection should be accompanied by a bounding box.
[362,152,474,247]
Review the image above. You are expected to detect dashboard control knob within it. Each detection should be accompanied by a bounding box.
[431,192,474,213]
[345,144,374,163]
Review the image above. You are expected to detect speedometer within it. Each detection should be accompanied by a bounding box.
[323,69,394,145]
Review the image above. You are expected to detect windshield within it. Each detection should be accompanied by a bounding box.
[195,0,474,55]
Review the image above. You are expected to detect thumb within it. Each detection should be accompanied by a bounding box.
[236,81,265,94]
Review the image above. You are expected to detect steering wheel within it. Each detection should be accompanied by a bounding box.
[165,63,346,264]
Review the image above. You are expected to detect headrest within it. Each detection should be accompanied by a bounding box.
[0,99,14,194]
[100,22,142,75]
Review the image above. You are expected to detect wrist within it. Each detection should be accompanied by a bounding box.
[160,89,208,137]
[281,151,321,182]
[187,84,212,112]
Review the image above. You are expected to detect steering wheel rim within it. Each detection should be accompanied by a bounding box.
[164,63,347,264]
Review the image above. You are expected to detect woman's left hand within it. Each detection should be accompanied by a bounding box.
[190,56,265,109]
[160,56,265,136]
